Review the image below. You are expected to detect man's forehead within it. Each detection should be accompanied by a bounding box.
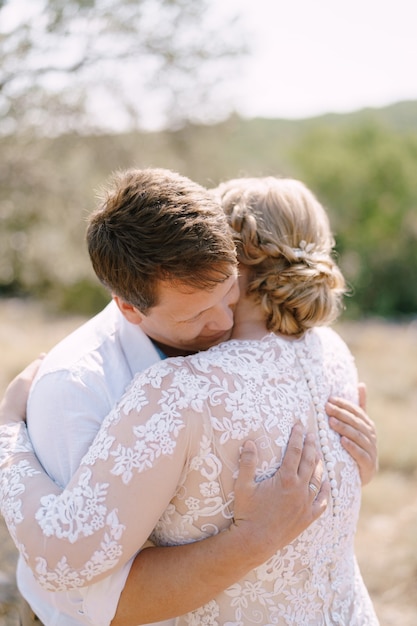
[157,263,237,293]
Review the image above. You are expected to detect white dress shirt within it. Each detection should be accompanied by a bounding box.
[18,300,171,626]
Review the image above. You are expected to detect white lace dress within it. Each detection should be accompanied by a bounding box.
[0,328,379,625]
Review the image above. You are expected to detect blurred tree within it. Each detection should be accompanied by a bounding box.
[0,0,247,310]
[0,0,246,134]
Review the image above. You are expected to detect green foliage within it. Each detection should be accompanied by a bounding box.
[49,279,111,316]
[292,120,417,317]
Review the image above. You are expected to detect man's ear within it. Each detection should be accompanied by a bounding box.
[113,295,144,325]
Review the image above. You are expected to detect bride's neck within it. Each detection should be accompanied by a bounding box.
[231,267,269,341]
[231,295,268,341]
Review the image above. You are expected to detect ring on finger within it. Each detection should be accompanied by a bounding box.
[308,482,319,496]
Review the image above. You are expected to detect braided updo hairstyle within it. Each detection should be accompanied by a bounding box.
[213,177,347,337]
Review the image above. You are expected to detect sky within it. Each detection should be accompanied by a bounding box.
[222,0,417,120]
[2,0,417,130]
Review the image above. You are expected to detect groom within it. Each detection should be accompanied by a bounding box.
[13,168,376,626]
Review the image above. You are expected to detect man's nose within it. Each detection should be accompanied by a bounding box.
[207,303,234,330]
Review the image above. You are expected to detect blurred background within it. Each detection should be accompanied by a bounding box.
[0,0,416,624]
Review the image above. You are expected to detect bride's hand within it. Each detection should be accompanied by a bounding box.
[0,355,44,425]
[326,383,378,485]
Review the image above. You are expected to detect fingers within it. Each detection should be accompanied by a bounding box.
[328,416,372,451]
[280,425,322,483]
[236,440,259,488]
[20,355,45,382]
[279,424,316,491]
[311,478,330,519]
[233,441,260,524]
[0,355,44,425]
[308,457,323,495]
[358,382,367,411]
[326,395,378,486]
[326,397,374,433]
[296,432,318,483]
[279,423,304,475]
[303,449,329,520]
[306,453,329,520]
[326,397,377,449]
[339,438,377,485]
[338,435,367,462]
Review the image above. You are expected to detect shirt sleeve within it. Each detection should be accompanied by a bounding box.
[27,369,113,487]
[0,361,199,592]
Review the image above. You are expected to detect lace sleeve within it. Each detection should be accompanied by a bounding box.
[0,362,199,591]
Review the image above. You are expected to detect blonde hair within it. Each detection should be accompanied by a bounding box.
[214,177,347,336]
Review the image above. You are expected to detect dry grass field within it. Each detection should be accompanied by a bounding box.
[0,298,416,625]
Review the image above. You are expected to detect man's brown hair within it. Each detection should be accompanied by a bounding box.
[87,168,237,312]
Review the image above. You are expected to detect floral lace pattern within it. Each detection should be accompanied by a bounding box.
[0,328,378,624]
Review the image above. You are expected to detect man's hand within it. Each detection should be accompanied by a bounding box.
[0,356,43,425]
[231,423,329,566]
[112,424,329,625]
[326,383,378,485]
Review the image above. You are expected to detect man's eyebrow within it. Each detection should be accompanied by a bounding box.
[179,311,204,323]
[178,299,214,322]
